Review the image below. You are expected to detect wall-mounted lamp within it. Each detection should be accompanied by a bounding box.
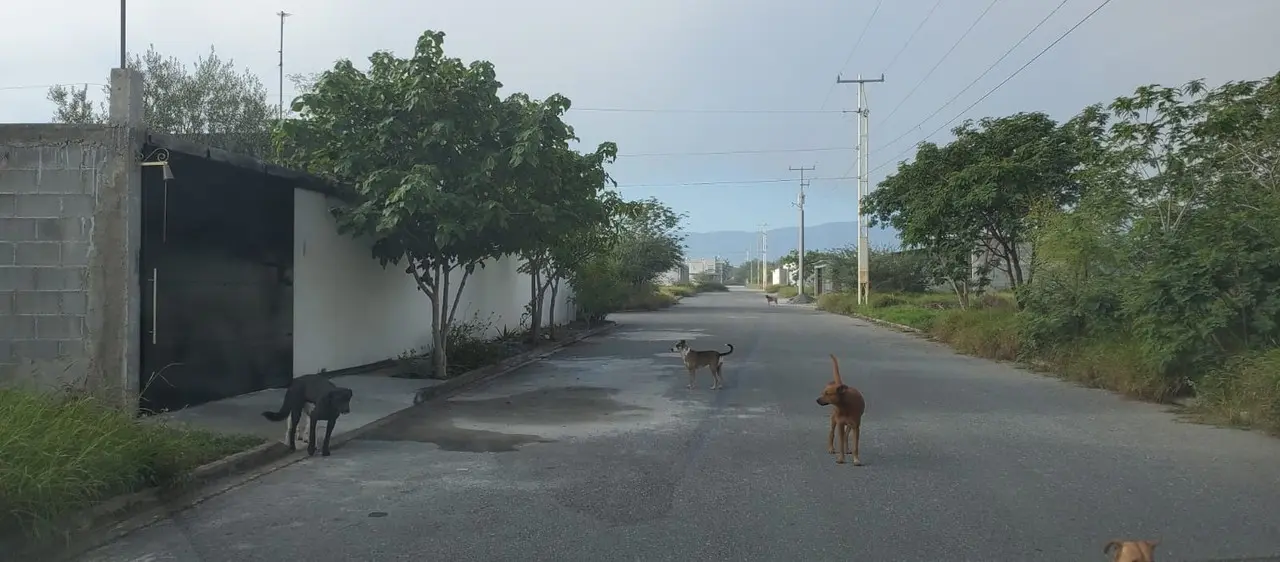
[139,147,175,180]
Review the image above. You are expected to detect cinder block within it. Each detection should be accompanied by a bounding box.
[0,194,14,217]
[0,291,12,314]
[15,194,61,218]
[35,315,84,339]
[61,195,95,217]
[33,267,85,291]
[0,170,40,195]
[15,242,60,266]
[0,147,43,170]
[35,169,92,195]
[36,217,90,241]
[15,291,60,314]
[59,291,87,314]
[0,340,12,362]
[0,266,37,291]
[0,242,12,265]
[0,218,38,241]
[61,242,89,266]
[0,314,36,339]
[58,340,85,358]
[13,340,61,361]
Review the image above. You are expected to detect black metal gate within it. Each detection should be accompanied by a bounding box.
[139,148,294,414]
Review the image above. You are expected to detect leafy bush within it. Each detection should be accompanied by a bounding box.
[869,293,907,308]
[660,284,698,298]
[693,281,729,293]
[764,284,782,294]
[816,292,859,315]
[0,389,262,538]
[774,285,799,298]
[622,285,678,311]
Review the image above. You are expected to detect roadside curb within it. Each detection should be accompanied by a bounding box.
[10,321,619,562]
[846,312,923,334]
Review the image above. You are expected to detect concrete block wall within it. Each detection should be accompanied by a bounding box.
[0,125,112,390]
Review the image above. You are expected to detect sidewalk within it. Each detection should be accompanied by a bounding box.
[152,374,439,442]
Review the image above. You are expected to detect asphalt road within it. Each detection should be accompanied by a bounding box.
[79,289,1280,562]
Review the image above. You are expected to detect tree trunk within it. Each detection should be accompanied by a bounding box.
[431,263,449,379]
[547,277,561,340]
[527,268,543,345]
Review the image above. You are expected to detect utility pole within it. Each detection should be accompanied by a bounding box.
[277,10,292,123]
[759,223,769,288]
[119,0,127,68]
[789,166,815,302]
[837,73,885,305]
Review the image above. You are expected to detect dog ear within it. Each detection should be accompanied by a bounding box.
[836,384,848,394]
[1103,541,1121,555]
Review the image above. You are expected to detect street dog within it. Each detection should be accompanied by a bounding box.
[815,354,865,465]
[765,294,778,305]
[670,340,734,390]
[1104,540,1158,562]
[262,374,354,457]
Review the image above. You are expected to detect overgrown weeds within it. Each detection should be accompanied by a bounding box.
[818,289,1280,433]
[396,313,534,379]
[0,389,262,539]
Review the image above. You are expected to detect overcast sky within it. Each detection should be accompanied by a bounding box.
[3,0,1278,235]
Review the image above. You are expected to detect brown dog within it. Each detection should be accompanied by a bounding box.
[765,294,778,305]
[815,354,865,465]
[1104,540,1158,562]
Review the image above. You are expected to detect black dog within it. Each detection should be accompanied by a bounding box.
[262,374,354,457]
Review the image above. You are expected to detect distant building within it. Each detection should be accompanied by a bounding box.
[657,264,690,286]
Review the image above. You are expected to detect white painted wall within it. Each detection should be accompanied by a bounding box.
[292,190,575,375]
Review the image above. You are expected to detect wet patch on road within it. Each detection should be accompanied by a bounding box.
[360,386,654,451]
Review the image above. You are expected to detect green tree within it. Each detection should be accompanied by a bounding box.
[570,196,686,322]
[277,30,533,378]
[48,45,274,157]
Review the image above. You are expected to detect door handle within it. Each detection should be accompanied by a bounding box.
[151,268,158,345]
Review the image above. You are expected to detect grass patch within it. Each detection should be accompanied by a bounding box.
[1191,347,1280,433]
[659,284,697,298]
[692,281,729,293]
[774,285,799,299]
[0,388,263,539]
[764,284,781,294]
[817,290,1280,432]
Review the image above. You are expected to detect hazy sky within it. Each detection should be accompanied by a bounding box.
[2,0,1278,235]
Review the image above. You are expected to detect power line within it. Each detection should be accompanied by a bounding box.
[879,0,944,77]
[569,107,844,115]
[868,0,1115,176]
[0,83,107,92]
[875,0,1002,129]
[619,146,854,158]
[816,0,885,111]
[875,0,1072,155]
[615,176,855,189]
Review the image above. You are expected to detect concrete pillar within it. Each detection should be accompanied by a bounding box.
[87,68,144,408]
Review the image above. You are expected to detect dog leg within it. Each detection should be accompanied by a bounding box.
[307,413,321,456]
[287,408,302,451]
[320,418,336,457]
[827,416,837,454]
[710,364,722,390]
[686,367,697,389]
[850,421,862,466]
[836,422,848,464]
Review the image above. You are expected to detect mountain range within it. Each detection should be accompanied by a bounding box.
[682,221,901,262]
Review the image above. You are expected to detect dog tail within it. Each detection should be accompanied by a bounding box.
[720,343,734,357]
[830,354,843,385]
[1103,541,1122,556]
[261,397,289,422]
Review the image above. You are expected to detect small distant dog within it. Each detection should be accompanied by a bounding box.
[670,340,734,390]
[1104,540,1158,562]
[765,294,778,305]
[262,374,354,457]
[816,354,866,465]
